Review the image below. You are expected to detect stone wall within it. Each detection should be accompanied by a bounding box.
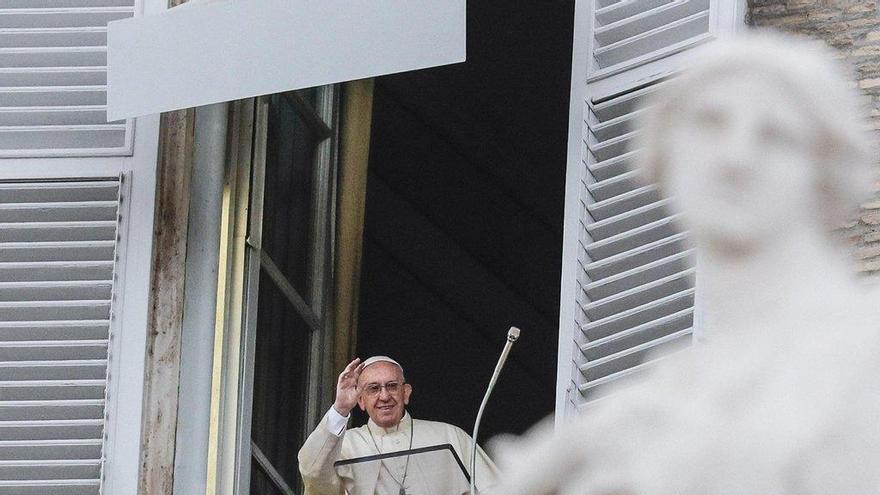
[749,0,880,275]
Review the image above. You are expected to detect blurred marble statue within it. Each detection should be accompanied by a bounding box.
[497,33,880,495]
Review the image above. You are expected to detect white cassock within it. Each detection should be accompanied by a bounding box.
[298,409,500,495]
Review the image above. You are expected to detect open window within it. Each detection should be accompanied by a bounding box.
[243,87,340,494]
[206,81,373,494]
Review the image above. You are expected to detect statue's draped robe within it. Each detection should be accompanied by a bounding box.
[497,292,880,495]
[299,410,499,495]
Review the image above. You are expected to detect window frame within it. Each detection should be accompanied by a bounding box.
[234,85,341,495]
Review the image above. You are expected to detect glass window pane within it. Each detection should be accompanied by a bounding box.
[295,87,319,112]
[250,457,286,495]
[262,94,320,305]
[250,267,312,491]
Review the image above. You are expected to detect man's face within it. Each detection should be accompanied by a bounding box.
[357,362,412,428]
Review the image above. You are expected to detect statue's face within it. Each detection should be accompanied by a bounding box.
[663,73,818,256]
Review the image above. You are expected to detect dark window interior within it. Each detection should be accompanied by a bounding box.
[355,0,576,442]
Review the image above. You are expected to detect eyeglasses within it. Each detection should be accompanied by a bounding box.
[362,381,403,396]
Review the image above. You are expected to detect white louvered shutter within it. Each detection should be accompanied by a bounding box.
[0,0,135,157]
[559,0,742,412]
[0,178,121,495]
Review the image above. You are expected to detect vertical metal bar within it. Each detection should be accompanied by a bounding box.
[173,102,229,495]
[320,85,342,419]
[234,248,262,495]
[319,85,342,419]
[304,84,337,435]
[233,97,269,495]
[216,98,256,495]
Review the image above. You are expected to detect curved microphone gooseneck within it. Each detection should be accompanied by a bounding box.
[470,326,520,494]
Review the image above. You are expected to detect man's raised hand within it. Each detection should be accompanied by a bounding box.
[333,358,365,416]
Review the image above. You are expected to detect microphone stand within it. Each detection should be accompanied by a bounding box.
[470,326,520,494]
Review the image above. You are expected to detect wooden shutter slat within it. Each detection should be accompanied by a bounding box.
[577,327,692,382]
[0,321,108,341]
[582,232,689,280]
[0,419,103,441]
[0,107,110,126]
[0,439,102,460]
[3,0,130,7]
[588,150,638,181]
[0,361,106,381]
[582,250,693,301]
[581,307,693,356]
[0,47,106,68]
[0,381,105,401]
[579,289,693,340]
[0,341,109,361]
[0,400,104,421]
[595,0,673,26]
[0,261,114,281]
[0,126,124,150]
[586,185,659,221]
[575,350,681,397]
[0,281,113,301]
[590,80,671,120]
[579,326,691,370]
[588,112,643,145]
[0,339,108,348]
[0,129,124,151]
[0,67,105,87]
[595,0,709,47]
[0,241,115,262]
[581,269,694,320]
[587,169,641,202]
[0,459,101,481]
[584,215,681,260]
[0,8,134,29]
[0,302,110,322]
[0,480,99,495]
[0,223,117,242]
[586,199,672,240]
[593,17,712,73]
[0,27,106,48]
[1,86,106,106]
[0,182,118,201]
[586,129,639,162]
[0,200,118,222]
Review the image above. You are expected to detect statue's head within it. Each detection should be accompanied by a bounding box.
[638,32,874,257]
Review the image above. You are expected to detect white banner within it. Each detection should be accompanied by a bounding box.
[107,0,466,120]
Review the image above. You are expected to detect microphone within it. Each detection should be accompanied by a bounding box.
[470,326,521,494]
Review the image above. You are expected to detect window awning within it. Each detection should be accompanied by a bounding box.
[106,0,465,120]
